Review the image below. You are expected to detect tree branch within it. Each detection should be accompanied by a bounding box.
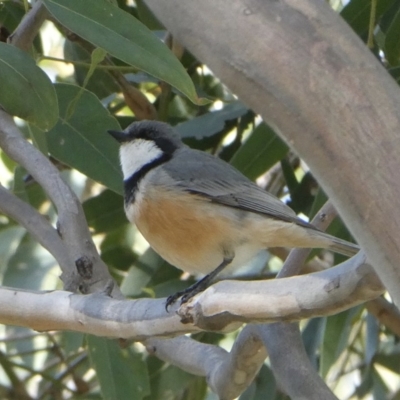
[0,110,121,296]
[0,184,71,270]
[8,0,49,51]
[366,296,400,336]
[0,256,383,340]
[147,326,267,400]
[180,248,381,331]
[259,323,338,400]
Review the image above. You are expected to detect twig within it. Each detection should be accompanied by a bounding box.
[38,56,139,71]
[8,0,49,51]
[367,0,377,49]
[0,184,72,270]
[0,350,32,400]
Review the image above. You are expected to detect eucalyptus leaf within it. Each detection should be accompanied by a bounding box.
[0,42,58,130]
[385,7,400,65]
[230,122,288,180]
[341,0,396,36]
[88,336,150,400]
[83,189,125,233]
[42,0,201,103]
[320,307,361,378]
[46,83,122,193]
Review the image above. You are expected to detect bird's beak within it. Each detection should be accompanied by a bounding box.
[107,129,130,143]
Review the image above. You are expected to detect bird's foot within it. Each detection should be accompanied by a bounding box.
[165,279,209,311]
[165,258,233,312]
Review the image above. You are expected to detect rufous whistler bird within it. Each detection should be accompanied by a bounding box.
[108,121,359,309]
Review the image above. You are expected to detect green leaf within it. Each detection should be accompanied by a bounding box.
[230,122,288,180]
[176,101,248,140]
[385,6,400,65]
[320,307,361,377]
[0,42,58,130]
[239,365,277,400]
[83,189,126,233]
[64,39,119,99]
[121,248,166,297]
[281,158,299,194]
[286,172,317,215]
[375,351,400,373]
[372,366,390,398]
[42,0,200,103]
[147,364,195,400]
[65,48,108,120]
[135,0,163,30]
[46,83,122,193]
[302,318,325,369]
[0,226,25,282]
[4,235,58,292]
[27,123,48,155]
[88,336,150,400]
[365,313,379,365]
[341,0,396,36]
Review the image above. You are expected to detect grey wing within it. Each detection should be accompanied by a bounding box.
[162,147,312,228]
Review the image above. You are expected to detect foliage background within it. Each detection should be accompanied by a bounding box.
[0,0,399,399]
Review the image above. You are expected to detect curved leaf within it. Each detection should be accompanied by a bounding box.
[230,122,288,180]
[88,336,150,400]
[0,42,58,130]
[341,0,396,36]
[42,0,200,103]
[46,83,122,193]
[385,6,400,65]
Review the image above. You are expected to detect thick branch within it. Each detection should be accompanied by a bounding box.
[180,253,381,330]
[0,288,196,340]
[0,255,382,340]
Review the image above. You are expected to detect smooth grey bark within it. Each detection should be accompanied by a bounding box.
[259,323,338,400]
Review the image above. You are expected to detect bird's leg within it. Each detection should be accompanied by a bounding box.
[165,256,234,311]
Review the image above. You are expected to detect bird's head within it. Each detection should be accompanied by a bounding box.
[108,120,182,180]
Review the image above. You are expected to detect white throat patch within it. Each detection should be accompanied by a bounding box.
[120,139,163,179]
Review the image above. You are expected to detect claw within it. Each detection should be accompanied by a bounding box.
[165,284,202,312]
[165,292,182,311]
[164,258,233,312]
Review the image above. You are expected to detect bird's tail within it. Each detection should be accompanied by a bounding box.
[315,231,359,257]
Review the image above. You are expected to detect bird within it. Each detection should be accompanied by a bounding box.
[108,120,359,309]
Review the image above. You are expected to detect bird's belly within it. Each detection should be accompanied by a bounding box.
[125,188,257,275]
